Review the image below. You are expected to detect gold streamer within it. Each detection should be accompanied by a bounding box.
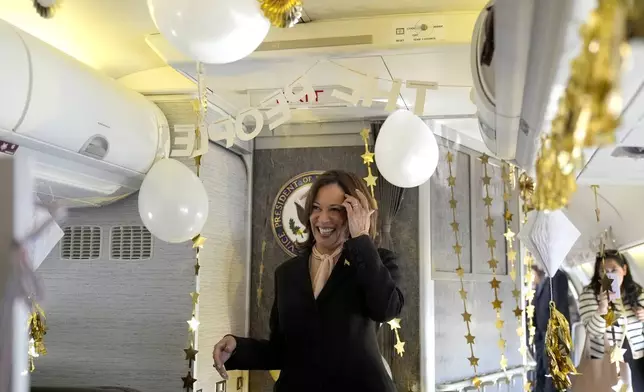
[446,150,481,388]
[27,302,47,372]
[545,302,578,390]
[533,0,632,211]
[360,128,378,203]
[480,155,508,371]
[260,0,303,28]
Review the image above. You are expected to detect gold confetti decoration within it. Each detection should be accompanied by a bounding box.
[387,318,406,356]
[360,128,378,202]
[27,302,47,372]
[533,0,633,211]
[446,150,481,387]
[480,155,508,372]
[545,302,578,390]
[257,239,267,306]
[260,0,303,28]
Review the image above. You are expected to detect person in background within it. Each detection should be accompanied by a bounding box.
[532,264,571,392]
[578,250,644,390]
[212,170,403,392]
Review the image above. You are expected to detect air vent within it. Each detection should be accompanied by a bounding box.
[612,146,644,159]
[110,226,153,261]
[60,226,102,260]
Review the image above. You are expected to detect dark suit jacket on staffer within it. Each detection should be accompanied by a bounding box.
[226,235,404,392]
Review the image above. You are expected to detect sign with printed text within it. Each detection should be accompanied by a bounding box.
[0,140,18,155]
[271,171,324,257]
[388,16,446,45]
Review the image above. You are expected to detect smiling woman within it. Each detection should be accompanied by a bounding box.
[212,169,404,392]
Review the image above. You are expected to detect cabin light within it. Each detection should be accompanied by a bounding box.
[623,243,644,258]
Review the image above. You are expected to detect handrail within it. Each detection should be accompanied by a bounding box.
[436,361,536,392]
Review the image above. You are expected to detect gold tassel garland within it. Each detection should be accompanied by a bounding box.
[27,302,48,372]
[545,302,578,391]
[260,0,303,28]
[533,0,632,211]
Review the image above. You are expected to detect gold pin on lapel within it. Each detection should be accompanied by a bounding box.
[344,259,350,266]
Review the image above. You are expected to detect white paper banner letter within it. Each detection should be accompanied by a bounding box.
[285,77,315,104]
[235,108,265,141]
[208,118,236,148]
[406,80,438,116]
[261,91,292,130]
[169,124,196,157]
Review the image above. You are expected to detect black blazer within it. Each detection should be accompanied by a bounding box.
[226,235,404,392]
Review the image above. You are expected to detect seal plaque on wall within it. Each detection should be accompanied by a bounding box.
[271,171,324,257]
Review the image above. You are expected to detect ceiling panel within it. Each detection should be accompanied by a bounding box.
[0,0,163,78]
[302,0,487,20]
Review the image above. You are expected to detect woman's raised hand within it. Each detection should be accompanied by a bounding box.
[213,335,236,380]
[343,190,375,238]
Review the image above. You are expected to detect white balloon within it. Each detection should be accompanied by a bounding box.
[138,159,209,243]
[147,0,270,64]
[374,110,439,188]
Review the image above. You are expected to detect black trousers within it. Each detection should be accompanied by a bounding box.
[622,339,644,392]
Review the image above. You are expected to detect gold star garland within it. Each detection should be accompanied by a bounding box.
[387,318,406,356]
[182,62,210,392]
[592,185,625,390]
[533,0,633,211]
[517,172,536,356]
[359,128,378,202]
[480,155,508,372]
[502,164,529,383]
[446,150,481,388]
[360,127,402,354]
[257,240,267,306]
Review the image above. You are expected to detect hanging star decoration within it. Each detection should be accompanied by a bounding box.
[612,379,629,392]
[480,154,508,372]
[387,318,406,356]
[359,128,378,201]
[503,164,528,375]
[446,150,481,388]
[519,172,538,365]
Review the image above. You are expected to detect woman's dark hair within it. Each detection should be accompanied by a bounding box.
[297,170,378,251]
[589,249,642,309]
